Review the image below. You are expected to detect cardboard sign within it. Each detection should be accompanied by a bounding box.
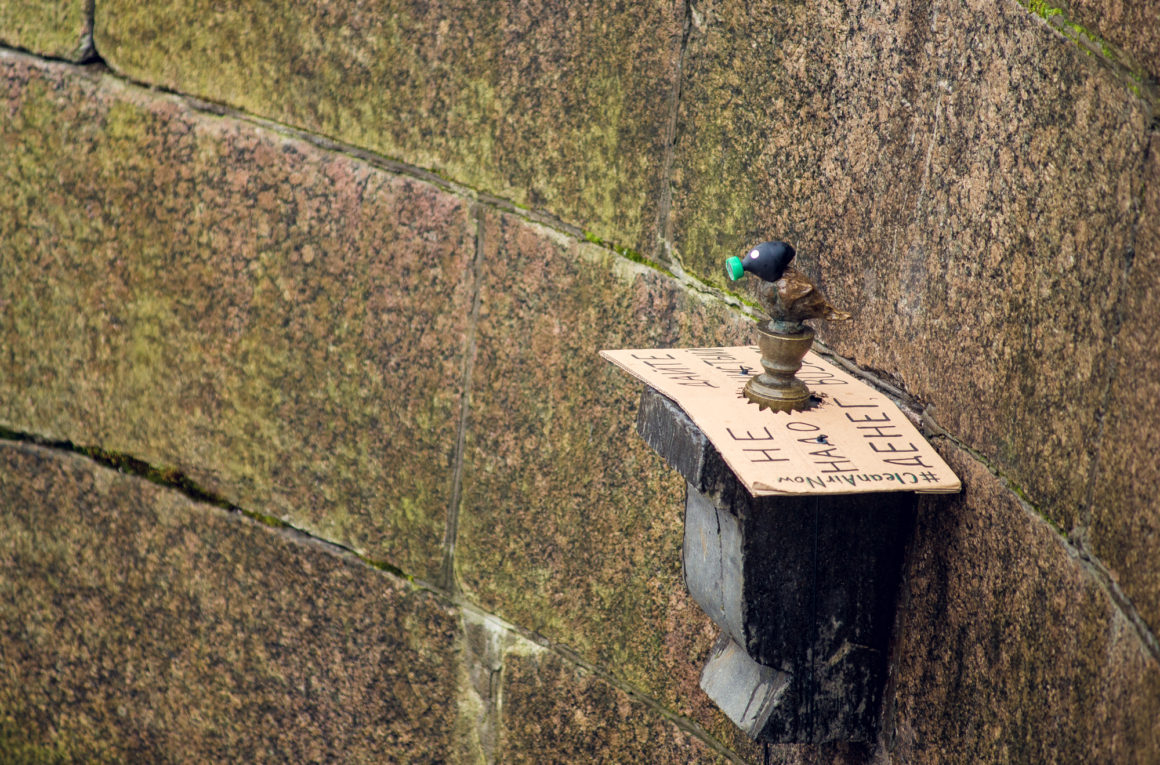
[601,346,960,497]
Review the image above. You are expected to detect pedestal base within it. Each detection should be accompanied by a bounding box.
[637,388,917,744]
[743,375,810,412]
[743,324,815,412]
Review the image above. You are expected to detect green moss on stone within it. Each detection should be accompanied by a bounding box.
[0,56,475,580]
[582,230,675,278]
[672,0,1152,539]
[1015,0,1156,99]
[454,209,762,755]
[0,0,91,60]
[0,442,464,761]
[94,0,684,255]
[0,712,70,764]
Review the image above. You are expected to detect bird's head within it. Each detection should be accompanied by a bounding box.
[725,241,796,283]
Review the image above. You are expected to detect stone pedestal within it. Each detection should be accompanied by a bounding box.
[636,387,916,744]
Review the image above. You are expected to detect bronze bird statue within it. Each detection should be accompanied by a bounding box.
[726,241,850,329]
[724,241,850,412]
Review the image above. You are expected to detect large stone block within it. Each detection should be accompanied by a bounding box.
[94,0,684,256]
[454,208,766,756]
[0,0,90,60]
[669,0,1151,532]
[0,52,474,579]
[1088,134,1160,635]
[0,441,462,762]
[884,445,1160,762]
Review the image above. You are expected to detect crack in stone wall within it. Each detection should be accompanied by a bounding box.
[0,426,749,761]
[439,205,488,594]
[1013,0,1159,104]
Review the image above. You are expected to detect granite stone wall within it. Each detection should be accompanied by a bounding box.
[1,0,1157,762]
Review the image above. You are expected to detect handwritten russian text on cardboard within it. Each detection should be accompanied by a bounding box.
[601,347,961,496]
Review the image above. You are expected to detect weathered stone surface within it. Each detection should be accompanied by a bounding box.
[499,649,730,764]
[1050,0,1160,84]
[1088,133,1160,635]
[454,208,765,756]
[0,51,475,579]
[0,0,90,60]
[0,441,462,762]
[94,0,684,256]
[884,445,1160,763]
[670,0,1151,533]
[667,0,841,286]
